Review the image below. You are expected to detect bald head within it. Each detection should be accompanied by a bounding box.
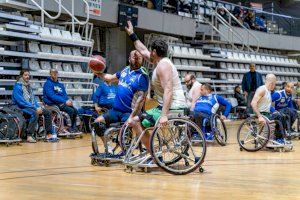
[265,74,276,91]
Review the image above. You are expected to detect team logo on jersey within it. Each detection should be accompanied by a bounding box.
[54,86,62,93]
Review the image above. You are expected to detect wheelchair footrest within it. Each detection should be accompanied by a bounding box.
[0,138,22,143]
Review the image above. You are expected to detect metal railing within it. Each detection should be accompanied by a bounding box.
[30,0,90,36]
[217,5,260,52]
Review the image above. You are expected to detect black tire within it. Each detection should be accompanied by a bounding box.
[150,118,206,175]
[237,116,270,152]
[91,128,99,154]
[47,106,63,132]
[211,114,227,146]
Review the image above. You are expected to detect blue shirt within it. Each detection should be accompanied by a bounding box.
[194,94,232,117]
[43,77,69,106]
[113,66,149,113]
[12,82,39,110]
[92,82,117,108]
[272,90,294,110]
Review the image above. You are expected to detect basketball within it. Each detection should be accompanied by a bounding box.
[89,55,106,74]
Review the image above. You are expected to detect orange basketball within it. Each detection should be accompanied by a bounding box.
[89,55,106,74]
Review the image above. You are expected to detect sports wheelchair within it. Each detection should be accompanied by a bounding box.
[90,121,134,166]
[36,105,83,140]
[237,114,293,152]
[123,110,207,175]
[192,113,227,146]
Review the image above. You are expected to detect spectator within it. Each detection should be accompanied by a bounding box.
[244,11,256,30]
[255,15,267,32]
[217,7,228,21]
[43,68,80,133]
[92,81,117,114]
[12,69,57,143]
[147,0,163,11]
[184,74,201,111]
[234,85,247,106]
[232,2,243,18]
[242,63,264,112]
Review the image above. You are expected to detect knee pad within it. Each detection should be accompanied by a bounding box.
[93,122,106,137]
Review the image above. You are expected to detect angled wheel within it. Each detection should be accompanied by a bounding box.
[150,118,206,175]
[211,114,227,146]
[237,116,270,152]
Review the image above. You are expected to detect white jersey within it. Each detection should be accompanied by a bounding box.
[152,58,186,109]
[257,85,272,113]
[186,81,201,109]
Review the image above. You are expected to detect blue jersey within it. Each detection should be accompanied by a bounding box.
[92,82,117,108]
[113,66,149,113]
[272,90,294,110]
[194,94,232,117]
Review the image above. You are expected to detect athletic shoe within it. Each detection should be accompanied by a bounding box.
[27,136,37,143]
[275,138,285,144]
[205,132,214,141]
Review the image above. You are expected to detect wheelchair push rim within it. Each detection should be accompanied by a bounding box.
[150,118,207,175]
[237,116,270,152]
[211,114,227,146]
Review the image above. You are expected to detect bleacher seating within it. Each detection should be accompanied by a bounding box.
[0,10,94,103]
[170,42,300,98]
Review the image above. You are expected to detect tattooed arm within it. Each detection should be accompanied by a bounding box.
[130,91,147,118]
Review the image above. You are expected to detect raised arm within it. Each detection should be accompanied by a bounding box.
[157,61,173,126]
[251,87,266,123]
[125,21,151,62]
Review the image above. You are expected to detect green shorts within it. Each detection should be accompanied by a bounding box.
[141,107,162,128]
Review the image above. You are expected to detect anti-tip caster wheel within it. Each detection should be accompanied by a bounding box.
[199,167,204,173]
[91,158,97,166]
[240,147,243,151]
[104,160,110,167]
[185,160,190,167]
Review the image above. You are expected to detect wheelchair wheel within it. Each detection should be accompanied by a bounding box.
[237,116,270,152]
[91,127,99,154]
[211,114,227,146]
[47,107,63,132]
[150,118,206,175]
[119,124,147,154]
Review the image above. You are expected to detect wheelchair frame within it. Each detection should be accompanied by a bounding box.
[237,114,293,152]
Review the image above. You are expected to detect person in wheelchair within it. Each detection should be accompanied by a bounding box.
[43,68,80,133]
[92,79,117,114]
[94,50,149,156]
[272,82,298,135]
[12,69,57,143]
[251,74,288,145]
[192,83,232,141]
[124,22,187,162]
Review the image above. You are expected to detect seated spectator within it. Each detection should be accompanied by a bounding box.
[92,81,117,114]
[232,2,243,18]
[12,69,57,143]
[255,15,267,32]
[244,11,255,30]
[234,85,247,106]
[217,7,228,21]
[146,0,160,11]
[43,68,79,133]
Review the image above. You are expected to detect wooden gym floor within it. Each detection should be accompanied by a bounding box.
[1,121,300,200]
